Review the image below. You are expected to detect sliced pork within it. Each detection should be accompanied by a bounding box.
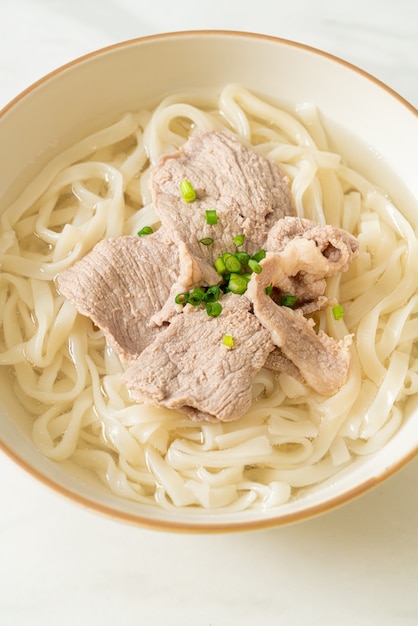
[149,240,220,328]
[122,294,275,422]
[151,130,295,276]
[56,131,360,421]
[264,347,304,381]
[246,254,353,396]
[56,230,180,362]
[265,216,359,308]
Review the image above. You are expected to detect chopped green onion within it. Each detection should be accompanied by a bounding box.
[206,302,222,317]
[223,254,242,273]
[137,226,153,236]
[222,334,234,348]
[214,256,227,275]
[206,209,218,225]
[235,251,250,265]
[232,234,245,247]
[175,292,189,305]
[332,304,345,320]
[188,287,206,306]
[204,285,220,303]
[280,294,297,307]
[248,259,262,274]
[265,283,273,296]
[179,179,196,202]
[228,273,248,295]
[252,249,266,262]
[199,237,214,246]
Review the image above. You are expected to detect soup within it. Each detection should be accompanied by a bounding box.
[1,84,417,511]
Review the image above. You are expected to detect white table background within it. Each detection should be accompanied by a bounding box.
[0,1,417,624]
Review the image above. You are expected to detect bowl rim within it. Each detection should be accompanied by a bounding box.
[1,29,416,117]
[2,435,418,533]
[0,29,417,533]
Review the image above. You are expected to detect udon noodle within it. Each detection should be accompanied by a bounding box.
[1,84,417,512]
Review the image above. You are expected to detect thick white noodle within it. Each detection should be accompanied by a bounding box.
[1,85,417,512]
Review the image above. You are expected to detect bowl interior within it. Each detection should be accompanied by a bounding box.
[0,31,417,531]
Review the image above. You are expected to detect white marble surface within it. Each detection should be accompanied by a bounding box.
[0,1,417,624]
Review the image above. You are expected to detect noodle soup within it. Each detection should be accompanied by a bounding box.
[1,84,417,514]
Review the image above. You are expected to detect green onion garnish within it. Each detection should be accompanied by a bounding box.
[265,283,273,296]
[248,259,262,274]
[175,292,189,305]
[199,237,214,246]
[206,210,218,225]
[214,256,227,275]
[175,286,222,310]
[206,302,222,317]
[188,287,206,306]
[204,285,221,303]
[223,253,242,273]
[280,294,297,307]
[137,226,153,236]
[179,179,196,202]
[332,304,345,320]
[228,273,248,295]
[235,251,250,265]
[252,249,266,262]
[222,334,234,348]
[232,234,245,247]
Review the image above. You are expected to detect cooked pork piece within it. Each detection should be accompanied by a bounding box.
[56,131,360,420]
[266,216,358,264]
[264,347,304,381]
[122,294,275,423]
[247,254,353,396]
[56,230,180,362]
[149,240,221,328]
[265,216,359,308]
[151,130,294,276]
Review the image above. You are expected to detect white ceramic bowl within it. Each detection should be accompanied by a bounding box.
[0,31,417,532]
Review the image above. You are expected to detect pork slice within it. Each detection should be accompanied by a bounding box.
[149,240,221,328]
[56,229,180,362]
[265,216,359,307]
[151,130,294,267]
[264,347,304,382]
[122,293,275,423]
[247,255,353,395]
